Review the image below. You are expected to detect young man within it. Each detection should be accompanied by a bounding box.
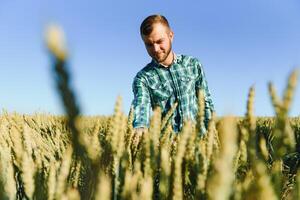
[132,14,214,139]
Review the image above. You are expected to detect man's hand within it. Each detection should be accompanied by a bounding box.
[131,127,147,162]
[132,127,146,148]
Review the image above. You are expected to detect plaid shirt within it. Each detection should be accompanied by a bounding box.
[131,54,214,133]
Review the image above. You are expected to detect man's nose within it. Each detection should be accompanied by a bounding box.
[153,44,160,52]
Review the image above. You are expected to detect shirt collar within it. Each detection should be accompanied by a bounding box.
[151,52,178,68]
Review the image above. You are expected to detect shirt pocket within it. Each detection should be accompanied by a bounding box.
[148,81,172,104]
[179,74,198,94]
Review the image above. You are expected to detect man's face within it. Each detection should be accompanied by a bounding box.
[142,23,174,64]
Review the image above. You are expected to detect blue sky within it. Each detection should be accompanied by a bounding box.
[0,0,299,116]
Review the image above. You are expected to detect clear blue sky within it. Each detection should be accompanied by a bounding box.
[0,0,299,116]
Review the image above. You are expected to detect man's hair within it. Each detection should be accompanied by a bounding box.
[140,14,171,36]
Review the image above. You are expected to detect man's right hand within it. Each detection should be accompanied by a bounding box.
[132,127,146,148]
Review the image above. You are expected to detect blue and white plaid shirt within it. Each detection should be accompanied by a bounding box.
[131,53,214,133]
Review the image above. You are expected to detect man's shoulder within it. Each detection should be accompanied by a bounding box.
[176,54,204,77]
[134,62,155,80]
[176,54,201,66]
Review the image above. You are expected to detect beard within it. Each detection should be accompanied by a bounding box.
[153,43,172,64]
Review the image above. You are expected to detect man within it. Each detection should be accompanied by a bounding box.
[132,14,214,140]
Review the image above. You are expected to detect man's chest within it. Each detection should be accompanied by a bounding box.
[145,64,200,103]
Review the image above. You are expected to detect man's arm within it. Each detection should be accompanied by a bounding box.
[195,60,215,129]
[132,74,151,129]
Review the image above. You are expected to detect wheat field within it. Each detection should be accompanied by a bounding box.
[0,25,299,200]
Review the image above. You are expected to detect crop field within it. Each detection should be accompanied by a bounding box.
[0,26,299,200]
[2,93,300,200]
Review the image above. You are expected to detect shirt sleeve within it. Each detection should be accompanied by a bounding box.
[195,60,215,129]
[131,74,151,128]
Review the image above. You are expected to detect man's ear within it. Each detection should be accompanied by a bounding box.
[169,30,174,42]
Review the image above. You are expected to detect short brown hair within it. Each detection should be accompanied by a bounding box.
[140,14,171,36]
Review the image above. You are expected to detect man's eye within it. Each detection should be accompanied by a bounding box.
[146,43,153,47]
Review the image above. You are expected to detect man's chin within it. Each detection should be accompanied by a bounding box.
[154,56,166,63]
